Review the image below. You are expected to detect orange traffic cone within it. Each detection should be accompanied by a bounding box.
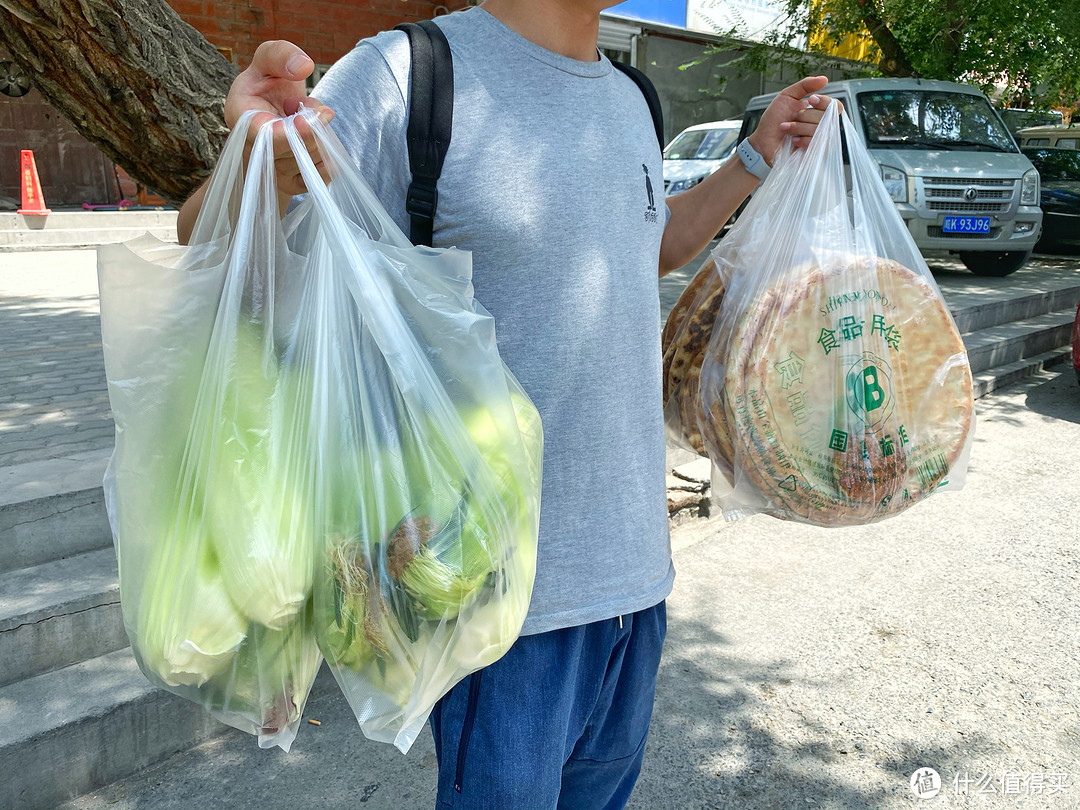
[18,149,51,215]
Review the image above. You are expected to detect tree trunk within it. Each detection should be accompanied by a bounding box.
[0,0,236,205]
[854,0,918,77]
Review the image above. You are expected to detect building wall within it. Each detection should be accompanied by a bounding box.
[0,48,121,209]
[639,32,868,145]
[164,0,469,70]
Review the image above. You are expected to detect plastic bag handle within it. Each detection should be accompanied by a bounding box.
[280,108,507,518]
[187,110,263,247]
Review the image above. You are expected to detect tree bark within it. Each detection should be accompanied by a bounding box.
[940,0,964,76]
[854,0,919,77]
[0,0,236,205]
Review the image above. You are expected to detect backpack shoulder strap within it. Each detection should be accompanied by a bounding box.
[612,61,665,151]
[394,20,454,247]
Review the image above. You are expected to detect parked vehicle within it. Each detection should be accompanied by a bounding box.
[1018,124,1080,150]
[662,119,741,196]
[741,78,1043,277]
[1021,147,1080,251]
[1000,108,1064,137]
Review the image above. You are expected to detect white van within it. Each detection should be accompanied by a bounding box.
[741,78,1043,276]
[662,119,742,196]
[1018,124,1080,150]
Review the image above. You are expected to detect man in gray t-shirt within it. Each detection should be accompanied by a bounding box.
[178,1,835,805]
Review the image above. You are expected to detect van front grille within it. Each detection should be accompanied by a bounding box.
[919,177,1018,217]
[930,188,1010,199]
[925,177,1015,187]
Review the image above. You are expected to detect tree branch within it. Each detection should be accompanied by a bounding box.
[854,0,918,77]
[940,0,964,75]
[0,0,236,204]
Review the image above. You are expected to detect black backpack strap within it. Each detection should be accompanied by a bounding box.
[395,20,454,247]
[612,61,665,151]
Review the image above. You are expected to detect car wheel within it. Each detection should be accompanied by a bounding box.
[959,250,1032,277]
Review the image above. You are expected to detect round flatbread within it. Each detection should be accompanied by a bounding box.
[711,256,973,526]
[656,261,725,425]
[662,259,718,355]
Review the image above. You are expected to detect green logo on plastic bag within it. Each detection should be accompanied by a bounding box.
[845,353,894,428]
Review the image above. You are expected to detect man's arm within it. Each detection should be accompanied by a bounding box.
[658,77,839,277]
[177,40,335,246]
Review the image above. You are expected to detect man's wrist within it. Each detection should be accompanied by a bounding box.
[737,138,771,182]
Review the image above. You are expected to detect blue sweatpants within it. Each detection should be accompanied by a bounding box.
[429,601,667,810]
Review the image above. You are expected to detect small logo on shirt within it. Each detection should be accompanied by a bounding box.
[642,164,658,223]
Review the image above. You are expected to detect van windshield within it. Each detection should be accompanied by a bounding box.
[664,128,739,160]
[857,90,1017,153]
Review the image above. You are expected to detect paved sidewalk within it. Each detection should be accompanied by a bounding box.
[4,245,1077,471]
[0,251,112,468]
[58,369,1080,810]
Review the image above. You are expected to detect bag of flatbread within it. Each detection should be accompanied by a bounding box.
[666,101,974,526]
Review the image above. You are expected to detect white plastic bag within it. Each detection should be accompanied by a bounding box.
[664,102,974,526]
[99,107,542,752]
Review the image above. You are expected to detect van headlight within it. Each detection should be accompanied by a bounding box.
[1021,169,1039,205]
[668,177,702,195]
[880,166,907,203]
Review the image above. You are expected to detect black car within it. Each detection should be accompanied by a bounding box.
[1022,146,1080,251]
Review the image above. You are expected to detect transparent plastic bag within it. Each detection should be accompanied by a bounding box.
[664,102,974,526]
[98,107,542,752]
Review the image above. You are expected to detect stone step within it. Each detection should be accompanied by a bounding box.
[0,228,177,252]
[0,210,178,251]
[0,547,124,687]
[0,449,112,574]
[948,282,1080,333]
[0,647,224,810]
[0,211,178,229]
[972,346,1073,399]
[961,308,1075,374]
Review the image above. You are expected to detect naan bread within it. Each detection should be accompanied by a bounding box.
[715,256,973,525]
[662,261,726,454]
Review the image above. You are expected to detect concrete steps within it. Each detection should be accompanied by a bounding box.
[0,450,112,572]
[0,450,231,810]
[0,211,178,251]
[0,547,124,687]
[947,269,1079,397]
[0,648,222,810]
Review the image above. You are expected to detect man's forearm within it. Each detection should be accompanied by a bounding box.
[658,155,759,277]
[176,180,209,246]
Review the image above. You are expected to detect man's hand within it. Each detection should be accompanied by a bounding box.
[747,76,842,166]
[226,40,336,202]
[659,76,843,274]
[179,40,338,244]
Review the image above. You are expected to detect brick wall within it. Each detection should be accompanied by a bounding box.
[1,48,122,208]
[166,0,473,70]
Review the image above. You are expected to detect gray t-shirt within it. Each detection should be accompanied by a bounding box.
[313,7,674,635]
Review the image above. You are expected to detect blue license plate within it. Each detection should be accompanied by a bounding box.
[942,215,992,234]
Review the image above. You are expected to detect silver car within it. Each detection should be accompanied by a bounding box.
[663,119,741,196]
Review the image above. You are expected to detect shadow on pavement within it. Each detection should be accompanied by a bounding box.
[0,295,113,467]
[972,371,1079,429]
[1026,371,1080,424]
[59,666,441,810]
[633,616,1000,810]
